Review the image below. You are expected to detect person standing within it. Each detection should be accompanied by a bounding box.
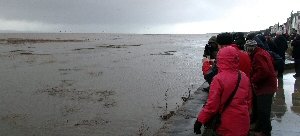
[291,35,300,77]
[202,33,251,85]
[202,36,219,91]
[203,36,219,60]
[247,33,281,124]
[246,33,269,50]
[266,35,278,53]
[233,32,246,50]
[194,46,251,136]
[274,31,288,77]
[257,34,270,51]
[245,40,277,136]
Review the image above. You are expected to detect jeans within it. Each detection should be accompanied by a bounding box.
[256,94,274,135]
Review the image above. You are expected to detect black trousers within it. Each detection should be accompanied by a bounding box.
[294,59,300,76]
[256,94,274,135]
[277,57,285,75]
[251,89,258,122]
[277,63,284,75]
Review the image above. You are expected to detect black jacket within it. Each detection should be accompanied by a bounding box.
[266,39,278,53]
[292,36,300,59]
[274,35,288,59]
[233,38,246,50]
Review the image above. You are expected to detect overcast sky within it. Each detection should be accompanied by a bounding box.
[0,0,299,34]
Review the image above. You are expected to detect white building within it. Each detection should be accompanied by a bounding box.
[292,11,300,34]
[266,11,300,35]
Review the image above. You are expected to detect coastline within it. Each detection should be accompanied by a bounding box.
[154,82,210,136]
[0,33,208,135]
[1,33,298,136]
[154,62,298,136]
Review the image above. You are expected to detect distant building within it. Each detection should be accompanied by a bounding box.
[269,11,300,35]
[293,11,300,34]
[288,11,300,35]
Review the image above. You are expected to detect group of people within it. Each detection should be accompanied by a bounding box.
[193,31,300,136]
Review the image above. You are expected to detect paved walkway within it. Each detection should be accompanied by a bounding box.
[155,64,300,136]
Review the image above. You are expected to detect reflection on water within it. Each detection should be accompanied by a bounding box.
[272,78,287,121]
[271,72,300,136]
[292,78,300,114]
[272,73,300,117]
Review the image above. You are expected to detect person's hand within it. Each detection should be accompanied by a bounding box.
[205,44,210,50]
[194,119,202,134]
[209,59,215,65]
[202,57,209,63]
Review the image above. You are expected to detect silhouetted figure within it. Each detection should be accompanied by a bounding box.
[291,35,300,77]
[233,32,246,50]
[274,31,288,77]
[266,36,278,53]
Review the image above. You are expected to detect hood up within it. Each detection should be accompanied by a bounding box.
[217,46,239,73]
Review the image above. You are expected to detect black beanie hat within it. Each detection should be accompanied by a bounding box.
[246,33,256,40]
[236,32,244,38]
[217,32,233,45]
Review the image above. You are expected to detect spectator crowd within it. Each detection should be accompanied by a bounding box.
[193,31,300,136]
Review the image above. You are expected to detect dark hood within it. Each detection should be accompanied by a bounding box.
[253,37,265,49]
[276,35,286,41]
[257,35,266,42]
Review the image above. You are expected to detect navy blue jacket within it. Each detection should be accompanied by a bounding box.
[257,35,270,50]
[253,36,269,50]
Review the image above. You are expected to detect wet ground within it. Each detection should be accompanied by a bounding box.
[155,67,300,136]
[271,69,300,136]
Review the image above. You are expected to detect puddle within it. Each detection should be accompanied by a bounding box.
[271,70,300,135]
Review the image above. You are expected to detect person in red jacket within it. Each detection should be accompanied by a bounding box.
[194,46,252,135]
[202,33,251,84]
[245,40,277,136]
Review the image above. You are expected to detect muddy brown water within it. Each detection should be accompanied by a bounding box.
[0,33,212,135]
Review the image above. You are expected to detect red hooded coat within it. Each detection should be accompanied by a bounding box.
[198,46,251,136]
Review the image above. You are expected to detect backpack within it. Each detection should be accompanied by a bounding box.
[267,50,284,71]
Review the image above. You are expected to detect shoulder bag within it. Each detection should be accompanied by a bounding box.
[204,71,242,130]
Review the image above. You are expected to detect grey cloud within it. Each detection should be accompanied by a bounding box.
[0,0,236,26]
[0,0,251,33]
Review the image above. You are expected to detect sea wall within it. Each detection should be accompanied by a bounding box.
[154,52,295,136]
